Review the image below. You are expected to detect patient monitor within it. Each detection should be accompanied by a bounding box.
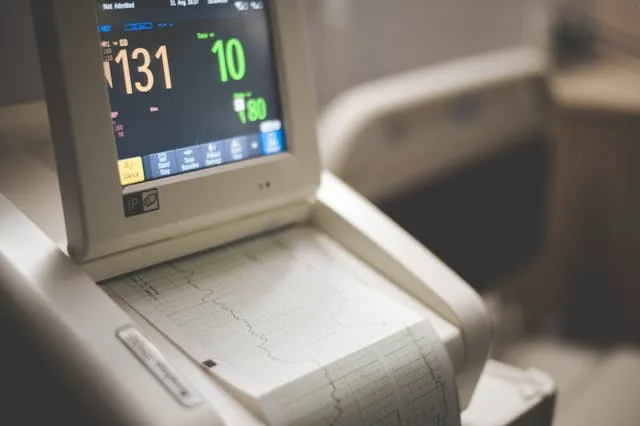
[0,0,553,425]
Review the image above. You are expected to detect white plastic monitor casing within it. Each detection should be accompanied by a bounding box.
[32,0,321,263]
[16,0,494,419]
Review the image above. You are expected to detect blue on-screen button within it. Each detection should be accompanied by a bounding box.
[260,130,285,156]
[145,150,178,179]
[175,146,203,173]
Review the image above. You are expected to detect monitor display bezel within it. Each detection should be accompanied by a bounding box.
[35,0,320,262]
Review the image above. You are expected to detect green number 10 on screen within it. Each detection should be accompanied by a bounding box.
[212,38,246,82]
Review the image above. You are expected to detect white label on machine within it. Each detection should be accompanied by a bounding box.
[117,326,203,407]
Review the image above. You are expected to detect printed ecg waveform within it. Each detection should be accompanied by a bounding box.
[108,227,460,426]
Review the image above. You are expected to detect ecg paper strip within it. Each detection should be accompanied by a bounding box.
[108,227,460,426]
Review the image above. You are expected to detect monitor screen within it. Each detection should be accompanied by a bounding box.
[95,0,287,187]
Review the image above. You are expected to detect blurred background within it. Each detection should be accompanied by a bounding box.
[0,0,554,108]
[4,0,640,424]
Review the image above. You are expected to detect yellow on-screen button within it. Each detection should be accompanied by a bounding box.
[118,157,145,186]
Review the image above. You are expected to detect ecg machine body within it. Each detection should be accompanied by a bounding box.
[0,117,492,426]
[0,0,503,424]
